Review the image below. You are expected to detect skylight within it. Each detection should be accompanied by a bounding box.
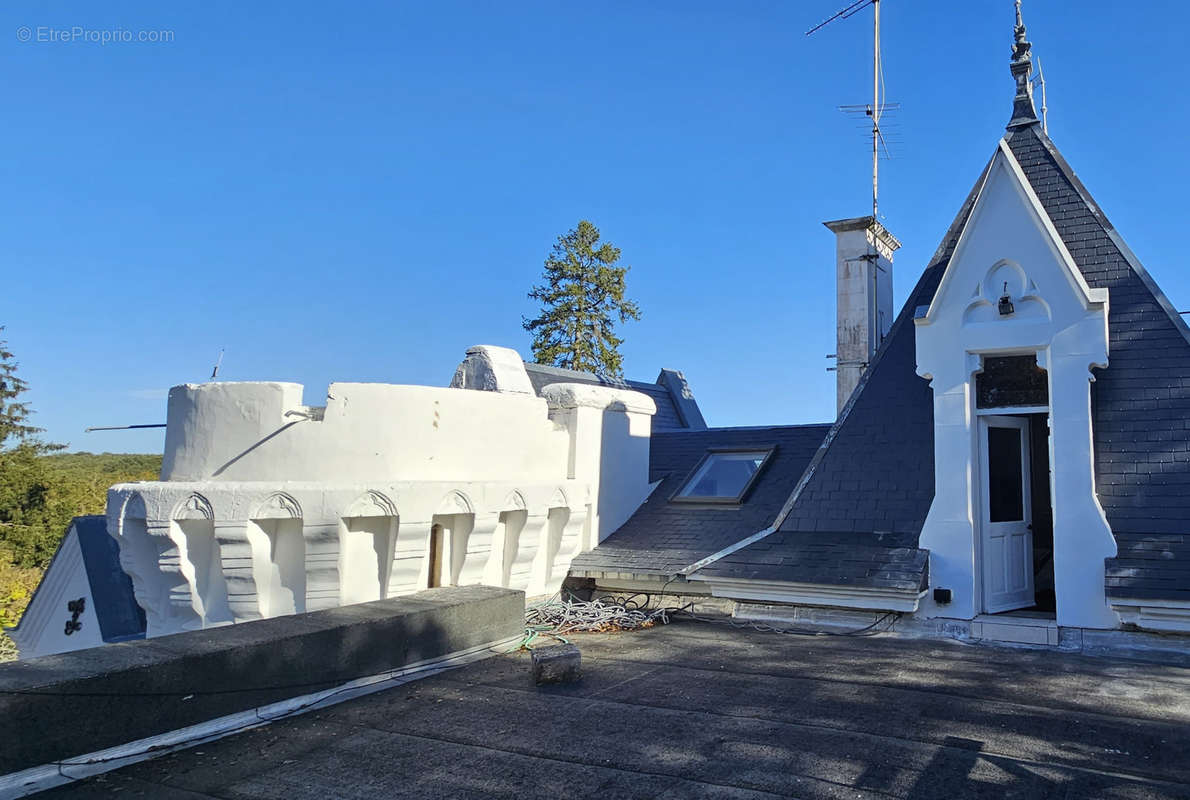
[672,448,774,505]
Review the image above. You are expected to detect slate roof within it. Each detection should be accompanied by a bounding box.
[568,424,830,579]
[523,363,705,431]
[686,163,991,593]
[12,516,145,645]
[695,121,1190,603]
[1000,125,1190,604]
[692,262,947,592]
[74,515,147,642]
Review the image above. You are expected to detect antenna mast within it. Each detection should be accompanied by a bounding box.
[1033,56,1048,133]
[807,0,892,221]
[871,0,880,220]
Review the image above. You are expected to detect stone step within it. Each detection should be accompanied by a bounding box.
[971,614,1059,645]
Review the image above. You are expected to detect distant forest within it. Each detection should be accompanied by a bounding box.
[0,452,161,659]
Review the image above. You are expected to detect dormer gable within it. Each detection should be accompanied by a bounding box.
[918,139,1108,363]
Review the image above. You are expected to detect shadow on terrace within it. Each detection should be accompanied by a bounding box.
[44,615,1190,800]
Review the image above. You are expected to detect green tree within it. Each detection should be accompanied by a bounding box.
[0,328,62,568]
[0,329,43,448]
[523,220,641,378]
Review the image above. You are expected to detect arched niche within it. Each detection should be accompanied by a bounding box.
[430,490,475,588]
[341,491,399,605]
[170,492,231,625]
[246,492,305,618]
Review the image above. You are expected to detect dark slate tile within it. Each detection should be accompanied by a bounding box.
[569,424,831,577]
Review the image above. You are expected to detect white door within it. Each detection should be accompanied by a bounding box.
[980,416,1035,613]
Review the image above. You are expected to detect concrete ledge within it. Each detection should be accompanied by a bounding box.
[1110,598,1190,634]
[692,576,926,613]
[541,383,657,415]
[733,603,888,631]
[0,585,523,775]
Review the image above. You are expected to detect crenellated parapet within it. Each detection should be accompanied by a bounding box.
[102,346,657,639]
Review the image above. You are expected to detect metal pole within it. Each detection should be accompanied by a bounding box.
[84,424,167,432]
[872,0,880,221]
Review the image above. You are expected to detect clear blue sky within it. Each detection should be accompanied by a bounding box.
[4,0,1188,453]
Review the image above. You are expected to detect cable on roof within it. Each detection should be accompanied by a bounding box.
[522,590,901,644]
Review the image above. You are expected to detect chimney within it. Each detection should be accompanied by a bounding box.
[825,216,901,415]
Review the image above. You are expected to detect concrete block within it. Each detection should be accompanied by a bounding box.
[531,644,581,685]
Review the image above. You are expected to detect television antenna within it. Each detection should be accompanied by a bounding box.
[806,0,896,221]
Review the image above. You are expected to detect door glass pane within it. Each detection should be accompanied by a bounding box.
[988,426,1024,522]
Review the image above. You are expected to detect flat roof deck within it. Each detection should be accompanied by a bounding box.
[44,621,1190,799]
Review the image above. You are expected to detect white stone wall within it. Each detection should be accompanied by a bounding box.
[105,346,657,638]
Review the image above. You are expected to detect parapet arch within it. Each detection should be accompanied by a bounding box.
[119,493,148,523]
[252,492,302,520]
[171,493,214,521]
[547,487,569,509]
[436,490,474,516]
[502,490,527,512]
[345,490,398,519]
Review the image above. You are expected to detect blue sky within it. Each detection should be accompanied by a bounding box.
[3,0,1188,453]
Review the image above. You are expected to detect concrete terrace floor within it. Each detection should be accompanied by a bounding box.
[44,620,1190,800]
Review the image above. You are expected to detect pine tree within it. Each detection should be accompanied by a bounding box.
[0,328,63,568]
[523,220,641,378]
[0,329,43,449]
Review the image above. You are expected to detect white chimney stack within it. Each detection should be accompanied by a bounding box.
[825,216,901,416]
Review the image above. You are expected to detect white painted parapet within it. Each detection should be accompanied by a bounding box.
[161,380,571,484]
[541,383,655,549]
[103,347,657,640]
[108,480,590,637]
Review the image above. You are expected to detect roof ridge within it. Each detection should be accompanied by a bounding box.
[523,359,668,390]
[765,260,944,535]
[926,154,995,268]
[1009,125,1190,348]
[657,423,832,434]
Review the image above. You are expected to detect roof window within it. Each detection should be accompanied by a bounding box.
[672,447,774,505]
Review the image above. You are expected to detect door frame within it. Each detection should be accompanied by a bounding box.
[976,414,1035,614]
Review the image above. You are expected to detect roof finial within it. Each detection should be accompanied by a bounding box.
[1008,0,1039,128]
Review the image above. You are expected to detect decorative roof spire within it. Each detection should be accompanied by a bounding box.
[1007,0,1039,128]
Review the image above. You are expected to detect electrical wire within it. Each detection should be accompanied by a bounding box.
[522,591,901,644]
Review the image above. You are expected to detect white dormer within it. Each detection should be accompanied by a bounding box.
[913,140,1118,629]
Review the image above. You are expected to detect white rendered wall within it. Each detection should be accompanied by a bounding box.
[161,380,573,484]
[100,347,656,640]
[914,141,1118,630]
[542,383,654,549]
